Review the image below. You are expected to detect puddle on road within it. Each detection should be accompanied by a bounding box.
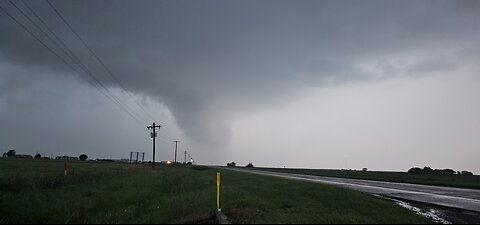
[374,194,451,224]
[393,199,452,224]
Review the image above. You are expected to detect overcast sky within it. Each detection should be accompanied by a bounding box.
[1,0,479,173]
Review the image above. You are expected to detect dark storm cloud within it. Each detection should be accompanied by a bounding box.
[1,0,480,148]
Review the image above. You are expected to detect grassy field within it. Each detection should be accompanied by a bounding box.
[248,167,480,190]
[0,158,431,224]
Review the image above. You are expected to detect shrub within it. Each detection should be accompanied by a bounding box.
[7,150,16,157]
[79,154,88,161]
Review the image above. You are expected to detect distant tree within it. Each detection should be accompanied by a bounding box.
[409,167,469,176]
[423,167,433,174]
[461,171,474,176]
[227,162,236,167]
[441,169,455,176]
[246,163,254,168]
[362,168,368,172]
[2,153,6,158]
[34,153,42,159]
[408,167,422,174]
[79,154,88,161]
[6,150,16,157]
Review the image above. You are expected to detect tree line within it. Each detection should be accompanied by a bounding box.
[2,150,88,161]
[408,167,474,176]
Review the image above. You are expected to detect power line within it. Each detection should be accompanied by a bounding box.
[42,0,191,148]
[0,2,145,126]
[1,2,195,156]
[25,0,151,125]
[12,0,146,126]
[45,0,157,123]
[19,0,78,69]
[9,1,89,80]
[0,4,69,69]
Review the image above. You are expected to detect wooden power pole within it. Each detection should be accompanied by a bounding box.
[173,140,180,164]
[147,122,161,169]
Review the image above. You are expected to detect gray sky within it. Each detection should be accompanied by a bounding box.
[1,0,479,173]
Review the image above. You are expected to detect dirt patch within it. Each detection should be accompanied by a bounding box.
[170,212,216,224]
[225,207,265,224]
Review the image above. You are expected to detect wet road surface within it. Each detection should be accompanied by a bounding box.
[224,168,480,213]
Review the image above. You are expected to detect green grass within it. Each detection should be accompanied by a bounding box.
[219,169,431,224]
[0,158,431,224]
[0,158,216,224]
[248,167,480,190]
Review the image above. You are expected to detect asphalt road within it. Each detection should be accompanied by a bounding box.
[224,168,480,213]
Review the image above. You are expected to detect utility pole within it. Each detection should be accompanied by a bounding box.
[184,151,187,164]
[130,151,145,163]
[173,141,180,164]
[147,123,161,169]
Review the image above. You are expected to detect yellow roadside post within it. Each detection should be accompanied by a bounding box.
[64,161,67,177]
[216,172,221,211]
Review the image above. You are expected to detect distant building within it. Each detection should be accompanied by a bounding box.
[55,156,79,160]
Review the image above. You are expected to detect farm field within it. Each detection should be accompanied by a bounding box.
[0,158,431,224]
[249,167,480,190]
